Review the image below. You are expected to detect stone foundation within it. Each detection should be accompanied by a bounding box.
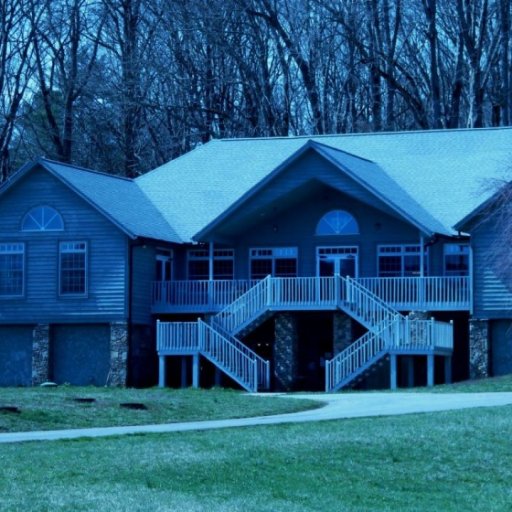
[32,324,50,385]
[109,322,129,386]
[274,313,298,391]
[469,319,489,379]
[333,312,352,355]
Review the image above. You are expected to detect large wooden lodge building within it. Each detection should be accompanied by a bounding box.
[0,128,511,391]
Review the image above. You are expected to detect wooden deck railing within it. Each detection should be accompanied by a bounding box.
[151,276,470,313]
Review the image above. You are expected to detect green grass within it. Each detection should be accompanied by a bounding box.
[1,405,511,511]
[0,387,320,433]
[399,374,512,393]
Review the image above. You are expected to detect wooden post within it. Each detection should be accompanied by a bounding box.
[181,356,188,388]
[444,356,452,384]
[427,354,434,387]
[192,353,200,388]
[208,242,214,307]
[158,356,166,388]
[390,354,397,390]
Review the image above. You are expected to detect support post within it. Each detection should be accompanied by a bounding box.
[192,353,200,388]
[181,356,188,388]
[427,354,434,387]
[444,356,452,384]
[390,354,397,390]
[419,234,425,306]
[158,356,166,388]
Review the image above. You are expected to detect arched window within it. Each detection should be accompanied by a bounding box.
[316,210,359,236]
[22,206,64,232]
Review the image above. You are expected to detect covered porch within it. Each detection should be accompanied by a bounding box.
[151,275,471,314]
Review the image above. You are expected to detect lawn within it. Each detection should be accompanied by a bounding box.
[0,387,320,433]
[1,404,511,511]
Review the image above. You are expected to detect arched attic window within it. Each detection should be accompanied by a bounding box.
[22,206,64,232]
[316,210,359,236]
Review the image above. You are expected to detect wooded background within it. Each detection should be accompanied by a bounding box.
[1,0,510,180]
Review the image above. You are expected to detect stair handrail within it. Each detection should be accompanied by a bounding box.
[325,317,399,391]
[198,319,258,392]
[209,317,270,389]
[213,275,271,334]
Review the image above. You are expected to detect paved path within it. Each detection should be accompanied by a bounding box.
[1,392,512,444]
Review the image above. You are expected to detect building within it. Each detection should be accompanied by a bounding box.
[0,128,511,391]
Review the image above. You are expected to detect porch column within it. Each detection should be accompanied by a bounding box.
[469,318,490,379]
[158,356,166,387]
[333,312,352,355]
[208,242,214,281]
[192,353,200,388]
[274,312,299,391]
[390,354,397,390]
[427,354,435,387]
[32,324,50,386]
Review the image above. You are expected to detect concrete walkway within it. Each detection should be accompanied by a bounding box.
[1,392,512,444]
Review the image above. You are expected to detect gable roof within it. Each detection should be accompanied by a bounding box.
[138,127,512,241]
[195,140,449,240]
[0,158,181,243]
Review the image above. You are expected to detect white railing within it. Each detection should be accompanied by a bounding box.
[341,276,399,330]
[152,280,257,311]
[157,321,199,353]
[325,319,397,392]
[356,276,470,310]
[198,320,258,392]
[214,277,270,334]
[210,319,270,390]
[152,276,471,312]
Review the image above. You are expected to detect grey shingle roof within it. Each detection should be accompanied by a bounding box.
[39,159,181,242]
[138,127,512,241]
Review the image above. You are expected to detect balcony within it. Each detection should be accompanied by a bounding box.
[151,276,471,314]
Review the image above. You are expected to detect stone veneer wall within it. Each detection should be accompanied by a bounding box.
[32,324,50,385]
[333,312,352,355]
[109,321,129,386]
[469,319,489,379]
[274,313,298,391]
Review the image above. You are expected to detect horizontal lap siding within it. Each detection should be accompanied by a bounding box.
[472,220,512,318]
[131,245,156,325]
[231,152,424,279]
[0,168,128,324]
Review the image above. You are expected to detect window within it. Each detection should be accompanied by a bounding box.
[378,245,428,277]
[0,243,24,297]
[187,249,234,280]
[444,244,469,276]
[316,210,359,235]
[60,242,87,296]
[156,249,173,281]
[22,206,63,232]
[250,247,298,279]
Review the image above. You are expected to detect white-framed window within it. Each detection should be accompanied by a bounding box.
[377,244,428,277]
[316,210,359,236]
[0,243,24,297]
[187,248,234,280]
[22,206,63,232]
[250,247,298,279]
[444,244,469,276]
[156,249,173,281]
[59,241,87,296]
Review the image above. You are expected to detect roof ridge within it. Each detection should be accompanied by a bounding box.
[39,157,133,182]
[219,126,512,142]
[310,140,376,164]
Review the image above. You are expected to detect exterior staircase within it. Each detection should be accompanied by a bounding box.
[157,275,454,393]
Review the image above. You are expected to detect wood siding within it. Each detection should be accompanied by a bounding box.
[0,167,129,324]
[131,245,156,325]
[471,217,512,318]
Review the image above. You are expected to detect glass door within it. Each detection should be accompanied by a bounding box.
[317,247,358,277]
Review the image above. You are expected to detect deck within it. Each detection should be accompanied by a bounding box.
[152,275,471,313]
